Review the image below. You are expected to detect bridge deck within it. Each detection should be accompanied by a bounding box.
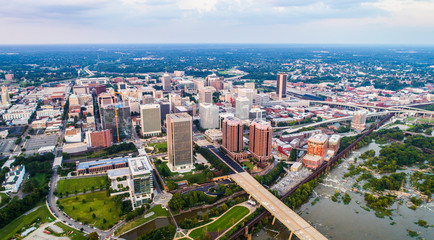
[231,172,327,240]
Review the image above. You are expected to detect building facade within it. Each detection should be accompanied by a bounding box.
[166,113,193,171]
[235,96,250,120]
[276,73,287,99]
[1,86,10,106]
[199,103,219,129]
[86,129,113,148]
[303,133,329,169]
[351,110,368,131]
[249,120,273,161]
[140,104,162,136]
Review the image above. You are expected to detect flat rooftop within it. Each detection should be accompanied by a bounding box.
[77,157,129,170]
[308,133,328,143]
[128,156,152,176]
[107,168,130,178]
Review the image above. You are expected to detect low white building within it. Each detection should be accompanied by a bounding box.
[2,165,26,193]
[205,129,223,141]
[65,128,82,143]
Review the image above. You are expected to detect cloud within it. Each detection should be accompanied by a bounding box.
[0,0,432,44]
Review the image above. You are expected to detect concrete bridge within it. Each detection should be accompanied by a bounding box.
[206,146,327,240]
[230,172,327,240]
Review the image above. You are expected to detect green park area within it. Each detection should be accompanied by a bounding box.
[116,205,169,236]
[58,191,122,230]
[243,161,255,171]
[0,205,54,240]
[56,176,109,196]
[147,141,167,154]
[189,206,249,239]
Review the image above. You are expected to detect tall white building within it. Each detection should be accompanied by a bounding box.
[351,110,368,131]
[199,103,219,129]
[235,96,250,120]
[238,88,255,108]
[140,104,162,136]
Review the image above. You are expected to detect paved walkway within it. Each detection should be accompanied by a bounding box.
[173,201,257,240]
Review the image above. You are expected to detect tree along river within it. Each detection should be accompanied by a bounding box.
[254,141,433,240]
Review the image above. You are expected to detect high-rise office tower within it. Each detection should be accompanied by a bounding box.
[1,86,10,105]
[199,103,219,129]
[276,73,287,99]
[140,104,162,137]
[198,87,215,104]
[303,133,328,169]
[166,113,193,171]
[162,72,171,91]
[235,96,250,120]
[222,117,243,153]
[100,104,132,142]
[249,120,272,161]
[351,110,368,131]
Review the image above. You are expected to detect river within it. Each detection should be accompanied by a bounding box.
[253,141,434,240]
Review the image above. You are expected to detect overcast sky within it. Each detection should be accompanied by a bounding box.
[1,0,433,45]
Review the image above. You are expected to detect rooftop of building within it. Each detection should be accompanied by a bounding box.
[329,134,341,143]
[128,156,152,176]
[308,133,328,143]
[303,154,323,161]
[167,113,191,122]
[77,157,129,171]
[65,128,81,136]
[107,168,130,178]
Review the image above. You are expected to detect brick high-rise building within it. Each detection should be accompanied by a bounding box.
[303,133,328,169]
[86,129,113,148]
[222,117,243,154]
[249,120,272,161]
[276,73,287,99]
[166,113,193,171]
[351,110,367,131]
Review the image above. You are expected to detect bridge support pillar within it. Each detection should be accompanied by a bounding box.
[289,231,294,240]
[272,216,276,225]
[247,234,252,240]
[244,226,249,237]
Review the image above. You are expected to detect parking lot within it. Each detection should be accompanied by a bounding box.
[25,134,59,154]
[0,139,15,154]
[30,129,45,135]
[0,126,25,138]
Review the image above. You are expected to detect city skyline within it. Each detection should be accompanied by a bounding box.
[0,0,434,45]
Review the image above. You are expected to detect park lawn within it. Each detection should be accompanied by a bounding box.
[189,206,249,239]
[155,161,175,178]
[149,142,167,153]
[57,176,109,195]
[32,173,50,188]
[52,222,88,240]
[417,118,433,123]
[243,161,255,171]
[406,117,416,122]
[115,205,169,236]
[0,205,54,240]
[59,191,122,230]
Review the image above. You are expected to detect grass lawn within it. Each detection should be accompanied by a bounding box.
[0,205,54,240]
[155,161,175,178]
[189,206,249,239]
[115,205,169,236]
[59,191,122,230]
[243,161,255,171]
[406,117,416,122]
[51,222,88,240]
[417,118,433,123]
[148,142,167,153]
[57,176,109,195]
